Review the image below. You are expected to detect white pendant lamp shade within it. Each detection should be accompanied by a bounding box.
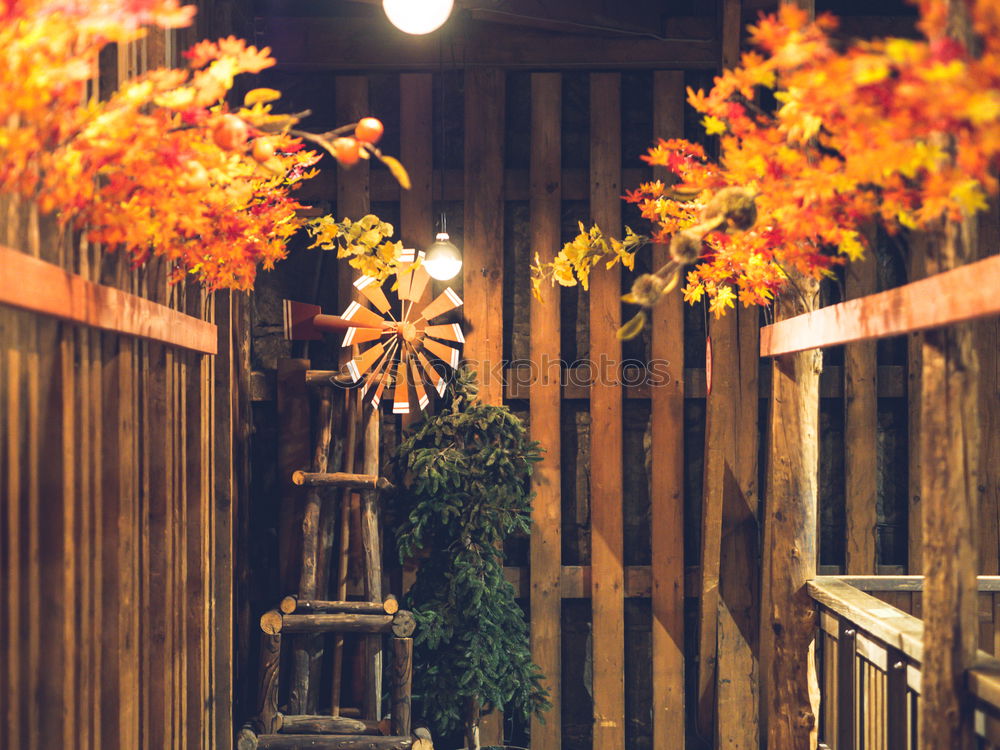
[382,0,455,35]
[424,232,463,281]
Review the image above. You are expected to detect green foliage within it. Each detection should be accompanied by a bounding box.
[392,367,550,738]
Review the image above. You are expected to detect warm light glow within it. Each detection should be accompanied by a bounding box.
[382,0,454,35]
[424,232,463,281]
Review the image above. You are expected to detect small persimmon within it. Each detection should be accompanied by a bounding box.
[212,114,249,151]
[354,117,384,145]
[333,136,362,166]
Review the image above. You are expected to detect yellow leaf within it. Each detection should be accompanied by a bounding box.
[617,311,647,341]
[381,155,411,190]
[701,115,727,136]
[244,88,281,106]
[837,230,865,262]
[950,179,989,216]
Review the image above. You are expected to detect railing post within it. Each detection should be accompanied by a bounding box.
[886,649,908,750]
[837,622,856,750]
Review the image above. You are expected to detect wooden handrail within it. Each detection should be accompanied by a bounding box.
[760,253,1000,357]
[810,576,1000,717]
[807,577,925,662]
[0,246,217,354]
[829,575,1000,592]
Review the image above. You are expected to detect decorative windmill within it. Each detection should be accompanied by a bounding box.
[339,249,465,414]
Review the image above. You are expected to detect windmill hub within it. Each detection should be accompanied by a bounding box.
[396,320,418,342]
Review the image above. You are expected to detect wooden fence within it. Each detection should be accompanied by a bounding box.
[249,66,983,750]
[0,18,250,750]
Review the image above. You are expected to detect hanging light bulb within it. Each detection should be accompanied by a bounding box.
[382,0,454,35]
[424,232,462,281]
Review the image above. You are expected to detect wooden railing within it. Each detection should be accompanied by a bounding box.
[809,576,1000,750]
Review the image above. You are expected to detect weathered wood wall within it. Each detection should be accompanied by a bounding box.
[241,4,1000,750]
[0,23,248,750]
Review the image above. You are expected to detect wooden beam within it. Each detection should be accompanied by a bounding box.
[462,67,506,745]
[462,68,505,406]
[759,253,1000,357]
[650,69,686,750]
[589,71,625,750]
[399,73,433,253]
[501,364,906,400]
[259,17,719,71]
[844,247,878,574]
[528,71,562,750]
[296,166,648,203]
[0,246,217,354]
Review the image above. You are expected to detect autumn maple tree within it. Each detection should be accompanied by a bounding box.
[0,0,408,291]
[532,0,1000,333]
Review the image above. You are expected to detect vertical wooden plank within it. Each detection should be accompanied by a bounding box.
[977,199,999,577]
[185,289,209,750]
[837,622,857,750]
[763,274,822,750]
[589,71,625,750]
[336,74,372,318]
[400,73,434,252]
[277,359,311,596]
[101,325,140,748]
[3,318,23,750]
[715,298,761,750]
[464,68,507,746]
[907,234,926,574]
[463,67,506,407]
[214,291,238,750]
[845,249,878,574]
[528,71,562,750]
[650,70,686,750]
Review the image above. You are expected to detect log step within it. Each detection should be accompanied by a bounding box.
[292,471,394,492]
[255,734,422,749]
[280,595,400,615]
[277,714,387,735]
[260,609,416,638]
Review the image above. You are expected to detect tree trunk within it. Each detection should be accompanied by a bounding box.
[763,274,822,750]
[464,698,481,750]
[919,220,981,750]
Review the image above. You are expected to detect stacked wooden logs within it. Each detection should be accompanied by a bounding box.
[244,598,428,750]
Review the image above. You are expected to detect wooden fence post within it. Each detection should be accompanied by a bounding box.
[650,70,687,750]
[528,71,562,750]
[762,274,822,750]
[589,71,626,750]
[919,218,981,750]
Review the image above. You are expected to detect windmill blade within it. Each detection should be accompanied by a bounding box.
[408,354,430,411]
[424,323,465,344]
[361,339,397,398]
[343,326,386,347]
[423,337,461,370]
[395,248,418,293]
[342,300,389,330]
[416,287,463,323]
[398,251,431,303]
[347,342,386,383]
[354,275,392,314]
[371,361,395,409]
[415,349,447,397]
[392,355,411,415]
